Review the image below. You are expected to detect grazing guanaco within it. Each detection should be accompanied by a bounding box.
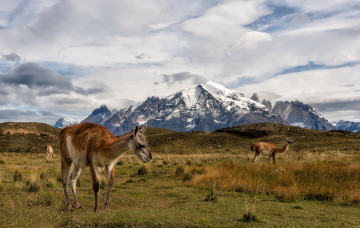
[60,122,152,212]
[45,145,54,159]
[251,138,293,164]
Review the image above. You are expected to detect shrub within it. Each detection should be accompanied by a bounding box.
[56,173,62,182]
[46,178,56,188]
[175,165,185,176]
[241,211,259,223]
[190,167,206,175]
[40,172,46,179]
[117,160,124,165]
[186,162,360,205]
[162,160,169,165]
[183,172,193,182]
[0,159,5,164]
[13,170,23,182]
[205,187,216,202]
[26,175,41,192]
[137,164,150,176]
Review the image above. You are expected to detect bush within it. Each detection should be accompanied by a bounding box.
[46,178,56,188]
[26,175,41,192]
[137,164,150,176]
[40,172,46,179]
[14,170,23,182]
[183,172,193,182]
[56,173,62,182]
[205,188,216,202]
[0,159,5,164]
[117,160,124,165]
[292,205,303,209]
[162,160,169,165]
[175,165,185,176]
[241,211,259,223]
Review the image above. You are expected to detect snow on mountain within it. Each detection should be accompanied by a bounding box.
[81,105,113,125]
[53,117,78,128]
[272,100,335,130]
[335,120,360,132]
[82,81,286,135]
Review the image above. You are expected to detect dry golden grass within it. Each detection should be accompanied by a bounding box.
[187,162,360,205]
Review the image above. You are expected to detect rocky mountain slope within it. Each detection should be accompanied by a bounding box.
[62,81,357,134]
[335,120,360,132]
[272,100,335,130]
[82,81,286,135]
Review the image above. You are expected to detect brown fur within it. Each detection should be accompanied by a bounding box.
[60,122,151,212]
[251,138,293,164]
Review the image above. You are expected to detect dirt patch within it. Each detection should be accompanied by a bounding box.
[2,129,39,135]
[2,128,58,140]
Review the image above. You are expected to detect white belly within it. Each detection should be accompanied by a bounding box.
[261,145,272,156]
[66,136,86,168]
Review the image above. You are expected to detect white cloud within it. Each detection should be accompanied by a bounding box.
[0,0,359,124]
[238,65,360,121]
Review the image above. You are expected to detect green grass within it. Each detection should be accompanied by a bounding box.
[1,122,360,227]
[1,153,360,227]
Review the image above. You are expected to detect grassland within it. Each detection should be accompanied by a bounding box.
[1,122,360,227]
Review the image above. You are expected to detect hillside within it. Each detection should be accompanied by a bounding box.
[1,122,360,227]
[2,122,359,159]
[147,123,360,157]
[0,122,60,153]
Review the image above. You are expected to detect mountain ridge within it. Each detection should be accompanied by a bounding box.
[53,81,358,133]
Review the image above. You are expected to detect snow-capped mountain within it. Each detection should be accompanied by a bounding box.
[82,105,113,125]
[335,120,360,132]
[272,100,335,130]
[53,117,78,128]
[82,81,287,135]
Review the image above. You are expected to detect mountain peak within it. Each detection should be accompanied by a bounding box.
[53,117,78,128]
[91,105,111,116]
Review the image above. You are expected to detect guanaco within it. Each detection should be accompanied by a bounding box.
[251,138,293,164]
[60,122,152,212]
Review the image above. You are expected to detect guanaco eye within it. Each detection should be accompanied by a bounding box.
[138,144,145,148]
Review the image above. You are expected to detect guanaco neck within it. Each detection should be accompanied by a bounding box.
[105,132,133,160]
[278,142,290,153]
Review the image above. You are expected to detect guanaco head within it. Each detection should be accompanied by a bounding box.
[285,137,294,144]
[129,124,152,163]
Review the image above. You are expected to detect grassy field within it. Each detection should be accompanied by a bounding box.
[1,122,360,227]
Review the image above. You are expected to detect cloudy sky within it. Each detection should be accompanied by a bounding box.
[0,0,359,125]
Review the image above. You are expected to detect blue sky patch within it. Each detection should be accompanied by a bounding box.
[273,61,360,77]
[246,5,298,33]
[40,61,106,77]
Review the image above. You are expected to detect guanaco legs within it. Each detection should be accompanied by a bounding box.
[60,122,152,212]
[45,145,54,159]
[251,138,293,164]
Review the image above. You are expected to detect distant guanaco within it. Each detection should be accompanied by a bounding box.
[45,145,54,159]
[251,138,293,164]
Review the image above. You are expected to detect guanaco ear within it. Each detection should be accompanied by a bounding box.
[133,125,139,137]
[140,124,147,134]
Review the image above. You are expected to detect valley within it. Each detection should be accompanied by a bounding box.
[0,122,360,227]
